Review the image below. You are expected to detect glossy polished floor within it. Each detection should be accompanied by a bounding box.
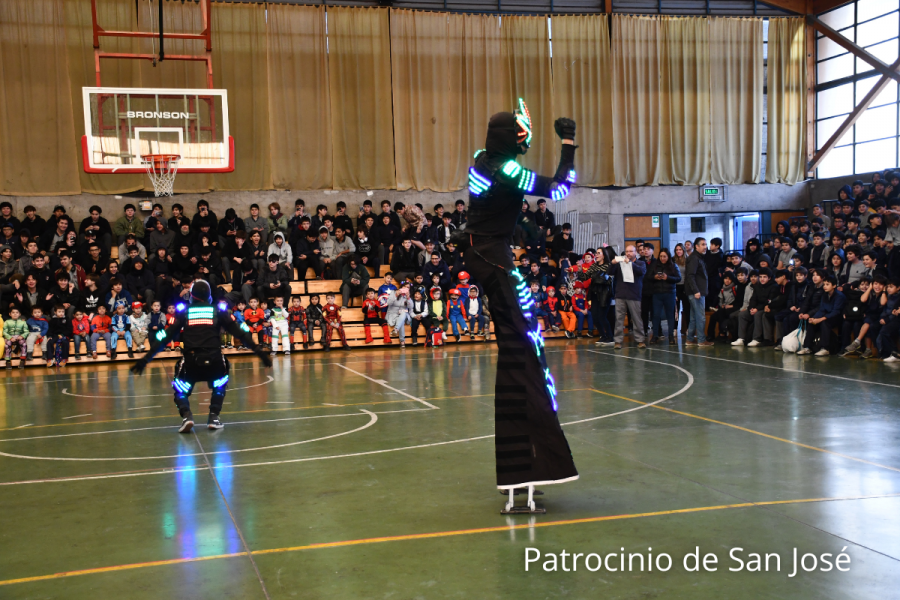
[0,340,898,599]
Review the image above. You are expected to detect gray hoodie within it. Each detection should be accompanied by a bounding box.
[266,232,293,265]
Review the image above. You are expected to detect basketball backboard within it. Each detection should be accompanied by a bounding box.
[81,87,233,174]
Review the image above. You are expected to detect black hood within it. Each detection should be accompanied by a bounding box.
[485,111,521,160]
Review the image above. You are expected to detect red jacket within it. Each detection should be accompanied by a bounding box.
[362,299,380,319]
[323,303,343,324]
[72,315,90,336]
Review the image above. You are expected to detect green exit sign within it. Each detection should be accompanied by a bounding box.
[699,185,726,202]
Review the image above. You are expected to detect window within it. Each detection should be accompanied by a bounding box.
[691,217,706,233]
[815,1,900,178]
[669,217,678,234]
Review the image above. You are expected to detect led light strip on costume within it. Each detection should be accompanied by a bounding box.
[515,98,533,147]
[213,375,229,389]
[469,167,492,196]
[173,378,191,394]
[187,306,215,326]
[511,269,558,411]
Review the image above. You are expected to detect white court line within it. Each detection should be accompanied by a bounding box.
[266,402,294,404]
[647,347,900,390]
[335,363,439,410]
[14,424,33,429]
[0,410,378,462]
[564,350,695,425]
[128,406,161,411]
[61,414,92,420]
[61,376,275,398]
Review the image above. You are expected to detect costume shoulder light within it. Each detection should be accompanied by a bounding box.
[514,98,533,148]
[469,167,492,196]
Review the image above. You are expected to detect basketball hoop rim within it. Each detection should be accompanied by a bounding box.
[141,153,181,174]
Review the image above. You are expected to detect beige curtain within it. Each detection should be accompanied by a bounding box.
[0,0,81,196]
[64,0,143,195]
[709,17,762,184]
[612,15,661,186]
[138,0,212,193]
[660,17,710,184]
[502,16,555,176]
[766,18,807,184]
[328,7,396,190]
[211,2,271,191]
[391,9,466,192]
[463,14,510,166]
[550,15,614,187]
[267,4,332,190]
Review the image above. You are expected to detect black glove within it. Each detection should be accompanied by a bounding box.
[254,344,274,367]
[130,359,148,375]
[554,118,576,141]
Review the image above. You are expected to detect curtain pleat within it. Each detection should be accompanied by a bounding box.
[550,15,614,187]
[267,4,332,190]
[709,17,763,184]
[328,7,396,190]
[390,9,466,192]
[463,14,510,165]
[660,17,710,185]
[211,2,271,191]
[0,0,81,196]
[64,0,144,195]
[612,15,661,186]
[502,16,556,176]
[766,18,807,185]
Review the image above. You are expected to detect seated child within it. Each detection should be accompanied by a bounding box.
[72,308,90,360]
[110,303,133,359]
[243,297,266,346]
[130,302,149,354]
[465,285,487,340]
[543,285,562,332]
[362,288,390,345]
[46,304,71,367]
[322,292,350,351]
[305,294,325,345]
[4,307,28,368]
[572,285,594,337]
[268,296,291,356]
[25,306,48,362]
[288,296,309,350]
[90,305,112,359]
[446,288,468,341]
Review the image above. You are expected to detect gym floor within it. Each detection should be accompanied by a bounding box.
[0,340,898,599]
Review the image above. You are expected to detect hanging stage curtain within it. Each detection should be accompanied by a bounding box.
[550,15,614,187]
[501,16,556,176]
[64,0,144,195]
[659,16,710,185]
[709,17,763,184]
[0,0,81,196]
[612,15,661,186]
[328,7,396,190]
[211,1,271,191]
[766,17,807,185]
[463,14,510,173]
[267,4,332,191]
[390,9,467,192]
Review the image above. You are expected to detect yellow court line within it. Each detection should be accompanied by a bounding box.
[589,388,900,474]
[1,492,897,588]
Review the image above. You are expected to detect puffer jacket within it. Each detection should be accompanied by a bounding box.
[647,260,682,295]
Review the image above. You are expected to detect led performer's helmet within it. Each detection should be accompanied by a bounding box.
[190,280,212,304]
[513,98,533,155]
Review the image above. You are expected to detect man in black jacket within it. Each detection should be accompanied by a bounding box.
[257,254,291,305]
[684,237,711,346]
[78,206,113,253]
[390,238,418,283]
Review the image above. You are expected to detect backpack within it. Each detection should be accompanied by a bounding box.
[781,321,806,353]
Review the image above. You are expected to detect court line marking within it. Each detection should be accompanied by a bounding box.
[60,376,275,398]
[127,406,161,411]
[646,347,900,390]
[589,388,900,474]
[2,492,898,588]
[0,411,378,462]
[61,414,91,420]
[563,351,693,425]
[0,409,432,443]
[335,363,439,409]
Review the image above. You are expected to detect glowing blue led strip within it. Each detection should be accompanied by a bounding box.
[550,182,570,201]
[213,375,229,389]
[469,167,492,196]
[566,169,577,184]
[155,330,167,342]
[511,269,557,411]
[173,378,192,394]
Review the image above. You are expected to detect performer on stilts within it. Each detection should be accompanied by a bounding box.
[130,281,272,433]
[404,100,579,513]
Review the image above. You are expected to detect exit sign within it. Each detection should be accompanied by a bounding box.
[699,185,726,202]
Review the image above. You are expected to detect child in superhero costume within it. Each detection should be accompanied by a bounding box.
[130,281,272,433]
[405,99,578,512]
[322,293,351,351]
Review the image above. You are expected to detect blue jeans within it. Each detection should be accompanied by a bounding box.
[652,291,676,337]
[111,330,133,349]
[575,310,594,332]
[449,313,467,337]
[687,295,707,342]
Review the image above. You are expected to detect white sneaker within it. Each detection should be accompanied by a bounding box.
[883,355,900,363]
[747,340,760,347]
[797,348,811,355]
[814,349,830,356]
[731,338,744,346]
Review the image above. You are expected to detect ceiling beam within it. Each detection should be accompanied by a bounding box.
[808,56,900,172]
[808,16,900,85]
[604,0,613,13]
[757,0,808,14]
[813,0,853,14]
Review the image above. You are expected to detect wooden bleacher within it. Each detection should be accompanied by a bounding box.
[14,244,568,367]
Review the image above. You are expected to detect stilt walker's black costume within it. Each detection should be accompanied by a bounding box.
[130,281,272,432]
[463,100,579,511]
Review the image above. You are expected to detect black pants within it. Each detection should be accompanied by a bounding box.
[707,307,737,339]
[173,351,230,417]
[257,283,291,305]
[640,295,653,336]
[804,316,842,352]
[465,236,577,488]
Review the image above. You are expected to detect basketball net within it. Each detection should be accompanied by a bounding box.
[141,154,180,197]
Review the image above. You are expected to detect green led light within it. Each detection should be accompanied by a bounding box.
[501,160,522,177]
